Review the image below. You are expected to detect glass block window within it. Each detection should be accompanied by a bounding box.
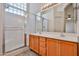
[5,3,27,16]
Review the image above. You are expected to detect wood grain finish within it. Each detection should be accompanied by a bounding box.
[39,37,46,56]
[59,41,77,56]
[29,35,39,53]
[29,35,34,50]
[77,43,79,56]
[33,36,39,53]
[47,38,59,56]
[39,47,46,56]
[39,37,46,47]
[29,35,78,56]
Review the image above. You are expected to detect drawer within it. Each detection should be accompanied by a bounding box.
[39,37,46,42]
[40,41,46,47]
[39,47,46,56]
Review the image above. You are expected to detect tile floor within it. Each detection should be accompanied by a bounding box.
[16,49,38,56]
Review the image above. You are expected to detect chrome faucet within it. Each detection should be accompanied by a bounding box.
[60,34,65,37]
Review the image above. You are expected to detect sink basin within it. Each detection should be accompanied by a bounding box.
[60,34,65,37]
[77,37,79,42]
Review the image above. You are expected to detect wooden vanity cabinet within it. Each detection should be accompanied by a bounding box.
[59,41,77,56]
[29,35,39,53]
[29,35,78,56]
[29,35,34,50]
[77,43,79,56]
[47,38,59,56]
[47,38,77,56]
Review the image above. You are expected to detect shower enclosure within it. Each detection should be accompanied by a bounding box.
[1,3,48,54]
[4,3,27,53]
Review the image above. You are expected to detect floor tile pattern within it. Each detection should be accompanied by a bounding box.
[16,49,38,56]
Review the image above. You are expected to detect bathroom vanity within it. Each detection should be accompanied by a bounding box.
[28,3,79,56]
[29,32,79,56]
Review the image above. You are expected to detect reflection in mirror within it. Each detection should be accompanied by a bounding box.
[64,3,77,33]
[36,16,42,32]
[42,19,48,32]
[38,3,77,34]
[35,12,48,33]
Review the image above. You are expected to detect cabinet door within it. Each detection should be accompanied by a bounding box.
[39,37,46,47]
[39,47,46,56]
[59,41,77,56]
[29,35,34,50]
[47,38,59,56]
[39,37,46,56]
[33,35,39,53]
[77,43,79,56]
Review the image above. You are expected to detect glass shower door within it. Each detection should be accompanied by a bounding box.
[4,3,27,52]
[4,13,25,52]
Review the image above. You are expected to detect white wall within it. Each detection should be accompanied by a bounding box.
[0,4,4,55]
[26,14,36,34]
[77,4,79,34]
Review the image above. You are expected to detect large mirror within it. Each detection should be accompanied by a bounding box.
[64,3,77,33]
[37,3,78,33]
[35,12,48,33]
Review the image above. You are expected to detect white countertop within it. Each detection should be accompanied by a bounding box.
[30,32,79,43]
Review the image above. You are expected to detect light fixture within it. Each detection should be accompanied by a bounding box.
[67,15,72,21]
[67,18,71,20]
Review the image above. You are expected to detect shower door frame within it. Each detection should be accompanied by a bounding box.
[2,4,27,55]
